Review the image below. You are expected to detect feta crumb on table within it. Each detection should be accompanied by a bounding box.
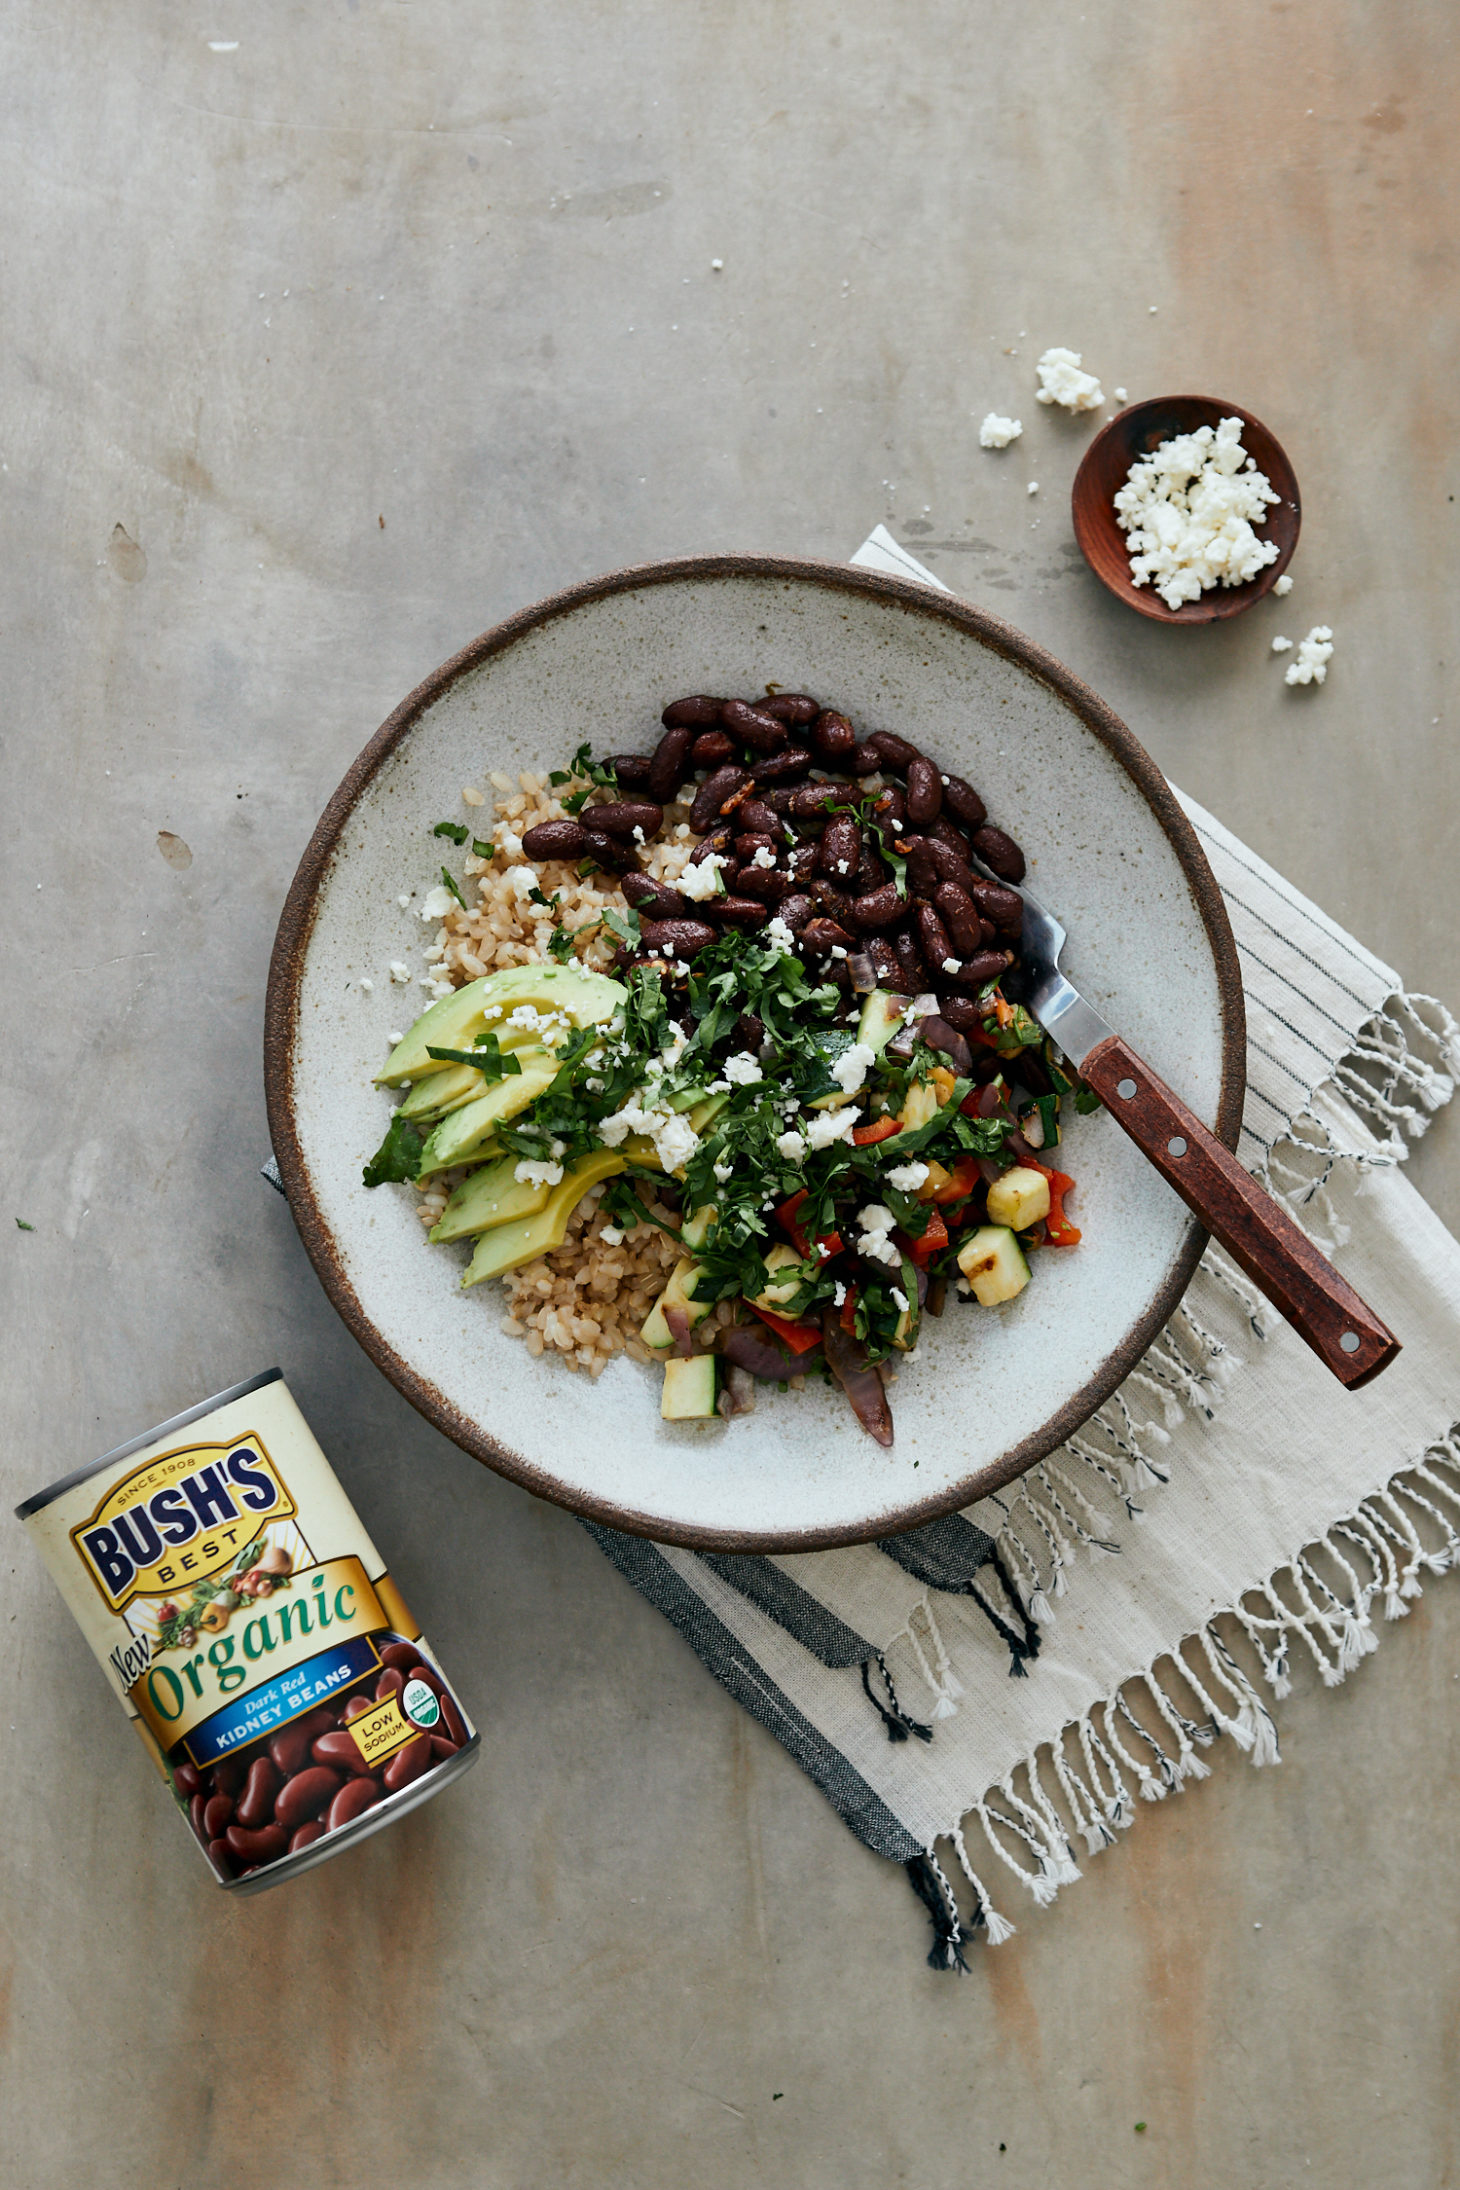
[389,960,412,983]
[1113,416,1280,611]
[979,412,1023,448]
[1284,626,1334,687]
[1274,572,1294,595]
[1272,636,1293,653]
[1035,346,1105,412]
[1027,481,1039,496]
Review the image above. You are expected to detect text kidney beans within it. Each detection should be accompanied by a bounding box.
[520,819,589,861]
[905,756,943,826]
[971,824,1026,884]
[721,699,787,754]
[689,765,750,833]
[661,694,724,727]
[647,724,695,802]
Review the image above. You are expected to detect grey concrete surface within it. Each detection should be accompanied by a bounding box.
[2,5,1457,2185]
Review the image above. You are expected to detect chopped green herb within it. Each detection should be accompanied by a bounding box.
[362,1112,424,1188]
[425,1032,521,1080]
[439,866,467,908]
[471,838,495,860]
[432,820,469,845]
[1074,1084,1103,1115]
[14,1217,35,1231]
[547,927,576,963]
[603,905,642,950]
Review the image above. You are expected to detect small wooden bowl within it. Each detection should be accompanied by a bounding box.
[1071,395,1300,623]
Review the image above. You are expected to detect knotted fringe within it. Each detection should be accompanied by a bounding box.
[862,1653,934,1745]
[909,1432,1460,1956]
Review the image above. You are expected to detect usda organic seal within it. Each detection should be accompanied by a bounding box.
[403,1676,441,1729]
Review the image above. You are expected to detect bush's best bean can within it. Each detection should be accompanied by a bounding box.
[16,1369,479,1893]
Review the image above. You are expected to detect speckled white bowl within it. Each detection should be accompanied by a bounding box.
[265,558,1243,1550]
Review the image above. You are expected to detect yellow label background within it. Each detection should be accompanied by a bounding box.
[132,1555,385,1749]
[346,1694,418,1766]
[69,1436,296,1611]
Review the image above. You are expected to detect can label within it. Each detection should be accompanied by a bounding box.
[18,1373,477,1889]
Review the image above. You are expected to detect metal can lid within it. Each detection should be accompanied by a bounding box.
[13,1369,285,1522]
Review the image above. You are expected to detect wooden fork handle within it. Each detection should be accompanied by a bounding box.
[1080,1034,1400,1389]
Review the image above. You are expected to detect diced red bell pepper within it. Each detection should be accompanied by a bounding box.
[928,1155,980,1206]
[839,1284,859,1334]
[905,1205,949,1268]
[961,1078,1009,1121]
[776,1189,843,1262]
[747,1303,825,1354]
[851,1116,900,1147]
[1025,1159,1081,1245]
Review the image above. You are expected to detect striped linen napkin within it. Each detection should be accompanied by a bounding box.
[584,530,1460,1967]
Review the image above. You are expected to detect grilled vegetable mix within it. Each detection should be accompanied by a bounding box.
[364,693,1098,1446]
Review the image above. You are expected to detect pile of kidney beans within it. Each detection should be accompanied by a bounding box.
[172,1638,470,1880]
[519,694,1030,1033]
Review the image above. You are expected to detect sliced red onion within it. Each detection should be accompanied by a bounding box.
[664,1305,695,1360]
[717,1362,757,1417]
[917,1016,973,1076]
[721,1325,821,1382]
[884,992,941,1060]
[847,952,879,994]
[822,1310,894,1446]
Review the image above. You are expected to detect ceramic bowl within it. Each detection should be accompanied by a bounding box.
[1071,396,1300,623]
[264,557,1244,1550]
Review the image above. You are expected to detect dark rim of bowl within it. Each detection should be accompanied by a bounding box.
[264,554,1246,1552]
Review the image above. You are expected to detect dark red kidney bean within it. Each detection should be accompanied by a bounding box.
[905,755,944,827]
[383,1732,436,1795]
[733,832,775,861]
[313,1729,366,1772]
[430,1735,461,1762]
[203,1793,234,1839]
[690,729,734,769]
[587,799,664,840]
[342,1693,376,1724]
[276,1767,345,1834]
[853,849,887,896]
[174,1759,202,1797]
[869,730,921,773]
[971,824,1026,884]
[812,878,854,923]
[689,765,750,833]
[708,895,768,927]
[849,741,883,774]
[892,924,931,994]
[622,872,688,922]
[376,1667,406,1703]
[735,1010,766,1053]
[662,694,725,728]
[799,917,854,954]
[970,878,1024,936]
[439,1693,470,1747]
[638,918,718,957]
[750,745,814,784]
[935,994,984,1032]
[648,724,695,802]
[866,935,906,989]
[609,752,654,788]
[326,1778,383,1833]
[789,781,848,821]
[777,892,814,933]
[721,699,787,754]
[812,710,857,761]
[211,1755,247,1796]
[904,839,940,897]
[872,786,907,833]
[383,1642,425,1676]
[787,843,821,883]
[735,865,789,904]
[520,818,590,861]
[288,1821,327,1855]
[207,1836,237,1877]
[268,1723,316,1777]
[225,1821,288,1864]
[848,883,904,930]
[759,693,820,725]
[735,798,786,842]
[235,1755,282,1831]
[190,1792,209,1843]
[934,882,985,956]
[916,904,957,972]
[579,826,632,872]
[697,822,736,861]
[927,838,975,889]
[759,786,799,816]
[943,774,987,830]
[928,813,972,858]
[819,816,862,879]
[943,947,1016,990]
[918,1016,974,1076]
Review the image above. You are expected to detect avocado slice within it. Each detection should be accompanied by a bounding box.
[956,1225,1031,1306]
[462,1150,627,1286]
[416,1053,556,1177]
[375,964,625,1087]
[856,989,910,1059]
[428,1157,552,1244]
[661,1354,719,1421]
[641,1258,712,1350]
[686,1090,730,1136]
[397,1061,486,1121]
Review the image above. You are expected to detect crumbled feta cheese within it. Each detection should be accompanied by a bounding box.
[833,1280,847,1307]
[979,413,1023,448]
[830,946,847,960]
[1027,482,1039,496]
[420,884,457,919]
[503,866,540,902]
[598,1225,624,1246]
[1114,416,1280,610]
[776,1129,808,1161]
[1271,636,1293,653]
[830,1041,876,1097]
[723,1051,763,1086]
[359,977,374,992]
[389,960,412,984]
[941,956,961,975]
[1035,346,1105,412]
[1274,573,1294,596]
[397,893,413,909]
[387,1031,403,1046]
[835,858,850,875]
[678,853,727,901]
[495,827,523,861]
[750,844,777,869]
[765,916,797,952]
[632,825,646,844]
[885,1161,930,1192]
[1284,626,1334,687]
[854,1203,902,1267]
[805,1107,861,1150]
[890,1287,909,1314]
[514,1158,564,1189]
[1114,386,1128,404]
[712,1158,734,1183]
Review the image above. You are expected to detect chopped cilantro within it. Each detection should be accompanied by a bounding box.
[1074,1084,1103,1115]
[432,821,469,845]
[548,927,576,963]
[14,1217,35,1231]
[471,838,495,860]
[425,1032,521,1081]
[439,866,466,907]
[363,1112,424,1188]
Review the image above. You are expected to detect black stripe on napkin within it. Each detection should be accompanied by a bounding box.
[580,1522,921,1863]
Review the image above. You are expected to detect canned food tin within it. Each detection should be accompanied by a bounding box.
[16,1369,479,1894]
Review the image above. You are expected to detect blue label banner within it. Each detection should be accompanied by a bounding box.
[182,1636,379,1766]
